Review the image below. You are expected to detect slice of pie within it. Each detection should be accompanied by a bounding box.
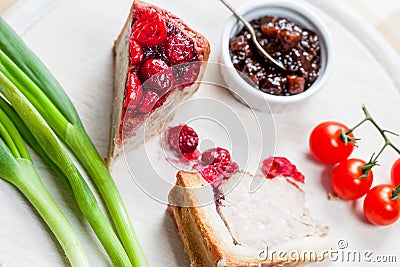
[107,0,210,166]
[168,171,330,266]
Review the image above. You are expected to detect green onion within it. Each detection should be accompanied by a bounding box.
[0,72,132,266]
[0,97,72,191]
[0,104,89,267]
[0,17,148,266]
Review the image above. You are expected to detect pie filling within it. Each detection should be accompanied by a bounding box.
[118,2,206,144]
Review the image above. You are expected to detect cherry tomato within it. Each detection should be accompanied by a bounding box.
[309,121,355,164]
[363,184,400,226]
[391,158,400,187]
[331,158,373,200]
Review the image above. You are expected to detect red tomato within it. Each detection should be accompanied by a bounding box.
[363,184,400,226]
[331,159,373,200]
[309,121,355,164]
[391,158,400,187]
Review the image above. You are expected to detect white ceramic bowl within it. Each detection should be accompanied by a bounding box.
[220,0,332,113]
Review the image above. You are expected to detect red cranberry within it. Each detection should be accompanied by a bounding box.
[140,59,168,81]
[173,63,201,87]
[137,90,160,113]
[215,162,239,179]
[134,7,157,18]
[152,90,171,111]
[262,157,304,183]
[201,147,231,165]
[167,125,199,155]
[124,71,143,110]
[166,126,180,153]
[181,63,200,86]
[179,125,199,154]
[140,59,174,94]
[165,33,195,65]
[182,150,201,161]
[192,164,224,187]
[129,39,144,64]
[131,12,167,47]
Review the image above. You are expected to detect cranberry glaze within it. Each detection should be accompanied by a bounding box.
[119,6,201,141]
[230,16,321,96]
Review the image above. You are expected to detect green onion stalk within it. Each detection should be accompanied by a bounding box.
[0,97,72,191]
[0,72,132,266]
[0,105,89,267]
[0,17,147,266]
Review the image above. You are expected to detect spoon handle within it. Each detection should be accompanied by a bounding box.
[219,0,286,71]
[219,0,255,34]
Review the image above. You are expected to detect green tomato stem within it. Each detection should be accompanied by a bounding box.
[344,105,400,197]
[347,118,368,134]
[392,187,400,200]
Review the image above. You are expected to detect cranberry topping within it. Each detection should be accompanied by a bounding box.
[140,59,174,94]
[166,126,180,154]
[124,71,143,110]
[179,125,199,154]
[137,90,160,114]
[165,33,196,65]
[182,150,201,161]
[134,6,158,18]
[129,39,144,64]
[201,147,231,165]
[151,89,172,111]
[131,12,167,47]
[262,157,304,183]
[173,62,201,87]
[192,161,239,187]
[123,10,200,115]
[164,123,239,187]
[196,145,238,186]
[192,164,224,187]
[120,6,202,143]
[167,124,199,155]
[141,45,165,60]
[140,59,168,81]
[215,162,239,179]
[213,186,225,208]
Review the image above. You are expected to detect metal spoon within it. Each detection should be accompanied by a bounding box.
[220,0,287,71]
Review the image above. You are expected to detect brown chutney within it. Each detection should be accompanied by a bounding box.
[229,16,321,96]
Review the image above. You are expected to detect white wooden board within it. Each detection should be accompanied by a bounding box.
[1,0,400,266]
